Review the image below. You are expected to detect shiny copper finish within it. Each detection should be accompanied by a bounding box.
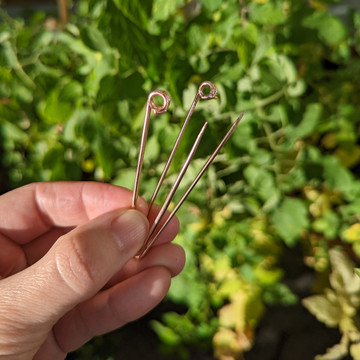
[132,82,244,258]
[138,112,244,258]
[148,81,217,212]
[132,89,170,208]
[137,121,208,257]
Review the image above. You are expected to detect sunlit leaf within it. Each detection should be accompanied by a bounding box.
[271,198,309,246]
[355,268,360,279]
[213,328,244,360]
[255,266,283,285]
[350,343,360,360]
[315,340,348,360]
[302,295,342,327]
[329,248,360,294]
[199,0,222,12]
[343,223,360,243]
[150,320,181,346]
[152,0,183,22]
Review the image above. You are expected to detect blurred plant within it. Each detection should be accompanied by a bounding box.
[303,248,360,360]
[1,0,360,359]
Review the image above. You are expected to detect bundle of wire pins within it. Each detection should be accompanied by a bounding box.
[132,81,244,258]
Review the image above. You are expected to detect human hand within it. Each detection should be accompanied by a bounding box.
[0,182,185,360]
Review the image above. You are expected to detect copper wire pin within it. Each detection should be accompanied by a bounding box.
[148,81,217,213]
[138,112,245,258]
[137,121,208,257]
[132,89,171,208]
[132,82,244,258]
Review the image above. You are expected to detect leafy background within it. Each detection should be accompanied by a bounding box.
[1,0,360,359]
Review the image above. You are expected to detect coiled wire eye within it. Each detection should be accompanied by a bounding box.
[198,81,217,100]
[148,90,171,114]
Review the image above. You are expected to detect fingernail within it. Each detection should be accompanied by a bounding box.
[111,210,149,254]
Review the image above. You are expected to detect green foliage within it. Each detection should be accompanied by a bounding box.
[1,1,360,359]
[271,197,309,246]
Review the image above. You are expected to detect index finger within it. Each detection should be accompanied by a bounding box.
[0,181,148,244]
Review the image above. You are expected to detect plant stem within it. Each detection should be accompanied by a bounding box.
[57,0,69,23]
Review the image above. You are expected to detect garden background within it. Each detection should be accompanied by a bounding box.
[1,0,360,359]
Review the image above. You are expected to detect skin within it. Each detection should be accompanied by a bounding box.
[0,181,185,360]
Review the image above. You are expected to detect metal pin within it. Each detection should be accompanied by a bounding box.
[132,83,244,258]
[136,121,208,257]
[132,89,171,208]
[138,112,244,258]
[147,81,217,213]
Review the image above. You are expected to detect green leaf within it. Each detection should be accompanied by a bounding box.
[143,135,160,162]
[252,34,272,64]
[303,11,347,46]
[81,24,109,51]
[287,79,306,97]
[323,157,356,199]
[1,41,35,89]
[150,320,181,346]
[255,266,283,285]
[59,81,83,102]
[42,144,64,169]
[57,32,119,96]
[243,22,259,44]
[312,210,339,240]
[237,38,253,68]
[199,0,222,13]
[112,0,150,29]
[271,198,309,246]
[112,168,136,189]
[249,3,285,26]
[292,103,322,139]
[318,17,347,46]
[38,88,74,124]
[94,139,116,179]
[13,84,33,103]
[244,165,277,202]
[152,0,183,22]
[187,24,208,53]
[1,120,27,144]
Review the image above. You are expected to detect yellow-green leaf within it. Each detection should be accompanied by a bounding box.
[329,248,360,294]
[343,223,360,243]
[302,295,342,327]
[315,341,348,360]
[350,343,360,360]
[213,328,244,360]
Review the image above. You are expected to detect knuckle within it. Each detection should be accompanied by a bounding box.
[55,233,96,295]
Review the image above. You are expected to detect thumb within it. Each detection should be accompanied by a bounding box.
[0,209,148,328]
